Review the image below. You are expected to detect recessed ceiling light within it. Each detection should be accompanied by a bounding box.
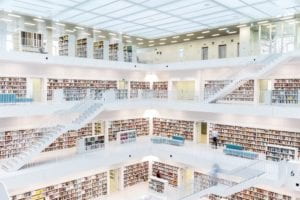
[112,38,119,41]
[8,13,21,18]
[93,30,101,33]
[212,34,220,37]
[183,38,190,41]
[0,18,12,22]
[197,36,204,39]
[123,35,130,38]
[149,44,154,47]
[46,26,55,30]
[75,26,84,30]
[82,32,91,36]
[202,31,210,34]
[136,38,143,41]
[24,22,36,26]
[160,38,167,41]
[172,36,179,39]
[33,18,45,22]
[257,20,269,24]
[55,22,65,26]
[98,35,106,38]
[186,33,194,36]
[236,24,247,28]
[227,31,237,34]
[148,40,154,43]
[109,33,117,36]
[218,27,227,31]
[126,40,132,43]
[65,29,74,33]
[138,42,144,45]
[171,40,178,43]
[159,42,166,45]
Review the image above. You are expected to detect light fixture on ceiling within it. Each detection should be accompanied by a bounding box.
[33,18,45,22]
[160,38,167,41]
[197,36,204,39]
[183,38,190,41]
[75,26,84,30]
[236,24,247,28]
[138,42,144,45]
[46,26,55,30]
[227,31,237,34]
[55,22,65,26]
[109,33,117,36]
[280,16,294,20]
[148,40,154,43]
[98,35,106,38]
[0,18,12,22]
[136,38,143,41]
[218,27,227,31]
[149,44,154,47]
[112,38,119,41]
[159,42,166,45]
[212,34,220,37]
[24,22,36,26]
[202,31,210,34]
[123,35,130,38]
[171,40,178,43]
[172,36,179,39]
[186,33,194,36]
[126,40,132,43]
[65,29,75,33]
[8,13,21,18]
[93,30,101,33]
[257,20,269,24]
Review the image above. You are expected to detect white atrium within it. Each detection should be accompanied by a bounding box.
[0,0,299,199]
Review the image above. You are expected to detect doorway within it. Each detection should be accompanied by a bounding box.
[31,78,43,102]
[110,168,121,193]
[196,122,208,144]
[173,81,195,100]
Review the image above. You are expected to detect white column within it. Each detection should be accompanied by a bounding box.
[239,26,251,57]
[132,45,137,63]
[87,38,93,58]
[107,170,111,195]
[103,40,109,60]
[41,78,48,103]
[68,34,76,57]
[254,79,260,104]
[105,120,110,146]
[149,118,153,136]
[0,22,7,52]
[193,122,197,144]
[194,79,200,101]
[120,166,124,191]
[118,35,124,62]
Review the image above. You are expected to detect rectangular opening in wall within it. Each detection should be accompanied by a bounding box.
[237,43,240,57]
[202,47,208,60]
[218,44,226,58]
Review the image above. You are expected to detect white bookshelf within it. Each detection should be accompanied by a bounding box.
[77,135,105,153]
[117,130,137,144]
[58,35,75,56]
[0,77,27,98]
[266,144,298,161]
[94,41,104,59]
[272,79,300,104]
[14,31,43,53]
[123,45,133,62]
[109,43,118,61]
[123,161,149,188]
[152,162,179,187]
[149,176,169,194]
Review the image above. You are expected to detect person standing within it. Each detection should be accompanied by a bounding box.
[212,130,219,149]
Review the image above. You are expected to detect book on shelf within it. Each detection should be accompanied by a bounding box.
[76,38,88,58]
[94,41,104,59]
[130,81,151,98]
[47,79,117,100]
[209,123,300,158]
[108,118,149,141]
[153,118,194,141]
[152,161,179,187]
[149,176,168,194]
[153,81,168,98]
[0,77,27,98]
[77,135,105,153]
[266,144,298,161]
[117,130,137,144]
[11,172,108,200]
[123,161,149,188]
[14,31,43,53]
[272,79,300,104]
[109,43,118,61]
[123,45,133,62]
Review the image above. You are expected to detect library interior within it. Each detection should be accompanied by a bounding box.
[0,0,300,199]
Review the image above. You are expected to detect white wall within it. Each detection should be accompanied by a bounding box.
[137,35,240,64]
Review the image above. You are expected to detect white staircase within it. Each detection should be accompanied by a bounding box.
[204,53,290,103]
[0,100,103,172]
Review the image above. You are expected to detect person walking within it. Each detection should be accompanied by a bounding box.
[212,130,219,149]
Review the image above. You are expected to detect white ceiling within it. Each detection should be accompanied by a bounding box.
[1,0,300,38]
